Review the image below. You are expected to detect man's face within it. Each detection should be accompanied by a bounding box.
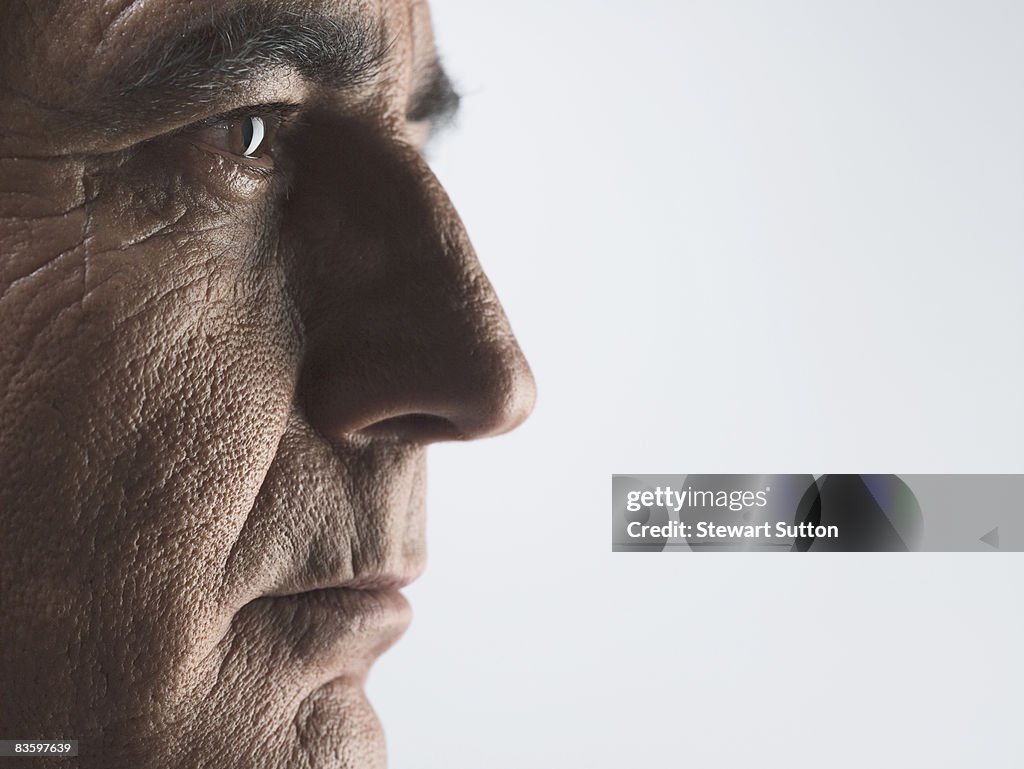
[0,0,534,766]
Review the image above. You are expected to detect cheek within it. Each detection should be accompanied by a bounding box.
[0,163,301,696]
[80,169,300,542]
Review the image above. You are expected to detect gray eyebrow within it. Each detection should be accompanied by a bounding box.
[95,5,388,124]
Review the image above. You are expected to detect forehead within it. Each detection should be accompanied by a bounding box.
[7,0,436,101]
[101,0,428,52]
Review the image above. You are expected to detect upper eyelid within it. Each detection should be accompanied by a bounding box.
[159,102,304,146]
[169,102,438,161]
[192,102,303,129]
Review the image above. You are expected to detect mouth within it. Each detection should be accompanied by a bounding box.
[205,580,413,767]
[222,567,419,703]
[259,582,413,687]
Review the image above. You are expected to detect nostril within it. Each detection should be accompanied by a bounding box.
[359,413,463,443]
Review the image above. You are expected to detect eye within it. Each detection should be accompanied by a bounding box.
[237,116,266,157]
[188,110,289,168]
[218,114,279,160]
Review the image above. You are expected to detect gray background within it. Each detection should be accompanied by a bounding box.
[369,1,1024,766]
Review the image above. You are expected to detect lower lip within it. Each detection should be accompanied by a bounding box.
[264,588,412,685]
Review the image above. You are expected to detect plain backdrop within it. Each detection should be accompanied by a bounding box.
[369,2,1024,767]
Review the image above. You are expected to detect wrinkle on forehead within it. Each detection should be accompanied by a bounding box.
[3,0,432,110]
[91,0,392,68]
[99,0,389,35]
[101,0,147,29]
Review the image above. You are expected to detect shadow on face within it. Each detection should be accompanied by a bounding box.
[0,1,534,766]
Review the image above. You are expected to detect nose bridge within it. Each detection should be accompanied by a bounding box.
[285,115,535,444]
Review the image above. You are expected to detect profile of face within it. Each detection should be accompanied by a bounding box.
[0,0,534,766]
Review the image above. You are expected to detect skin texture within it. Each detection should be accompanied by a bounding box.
[0,1,535,767]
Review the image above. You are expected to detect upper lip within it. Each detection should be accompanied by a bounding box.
[321,571,418,593]
[273,567,422,599]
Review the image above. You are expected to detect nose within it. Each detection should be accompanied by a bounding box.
[283,116,535,444]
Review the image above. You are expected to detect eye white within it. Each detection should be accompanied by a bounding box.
[242,116,265,157]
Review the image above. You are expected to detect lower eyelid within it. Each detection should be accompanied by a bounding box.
[176,139,280,193]
[188,133,276,171]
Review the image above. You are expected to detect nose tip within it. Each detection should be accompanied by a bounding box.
[299,319,536,446]
[356,361,536,443]
[490,355,537,438]
[441,343,536,441]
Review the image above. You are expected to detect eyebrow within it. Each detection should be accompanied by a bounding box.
[92,5,388,126]
[406,59,461,128]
